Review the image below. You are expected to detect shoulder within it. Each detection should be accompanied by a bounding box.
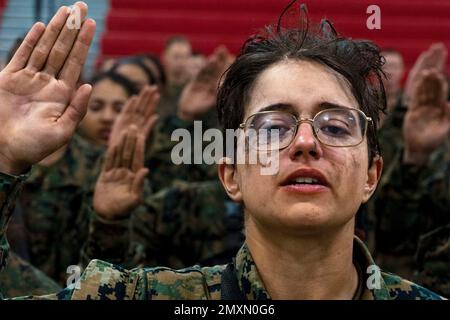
[70,259,225,300]
[381,271,446,300]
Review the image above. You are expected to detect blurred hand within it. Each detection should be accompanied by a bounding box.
[94,125,148,220]
[0,2,96,175]
[108,85,160,148]
[178,46,234,121]
[403,69,450,165]
[403,43,448,106]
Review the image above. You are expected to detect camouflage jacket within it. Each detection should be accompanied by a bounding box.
[8,134,104,284]
[81,180,244,270]
[0,171,26,272]
[0,177,444,300]
[0,251,61,298]
[35,238,445,300]
[373,139,450,296]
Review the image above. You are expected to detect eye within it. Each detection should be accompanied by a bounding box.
[113,102,125,113]
[88,102,103,112]
[319,122,351,136]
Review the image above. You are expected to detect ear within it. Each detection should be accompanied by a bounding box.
[362,155,383,203]
[218,157,243,202]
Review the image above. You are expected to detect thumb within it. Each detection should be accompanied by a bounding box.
[58,84,92,134]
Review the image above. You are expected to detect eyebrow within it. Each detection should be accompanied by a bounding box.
[256,101,354,115]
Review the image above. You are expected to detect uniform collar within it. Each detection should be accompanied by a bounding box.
[234,236,392,300]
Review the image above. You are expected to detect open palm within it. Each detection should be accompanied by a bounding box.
[94,126,149,220]
[0,2,95,175]
[404,69,450,158]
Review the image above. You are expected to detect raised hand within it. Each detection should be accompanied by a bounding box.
[94,125,149,220]
[0,2,96,175]
[403,43,448,106]
[403,69,450,165]
[177,46,234,121]
[108,85,160,148]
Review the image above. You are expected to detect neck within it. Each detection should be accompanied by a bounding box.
[245,218,358,300]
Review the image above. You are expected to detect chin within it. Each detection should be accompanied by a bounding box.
[278,203,338,230]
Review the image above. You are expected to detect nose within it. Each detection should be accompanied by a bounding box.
[287,121,323,160]
[99,106,116,123]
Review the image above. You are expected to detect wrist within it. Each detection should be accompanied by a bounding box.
[0,153,29,176]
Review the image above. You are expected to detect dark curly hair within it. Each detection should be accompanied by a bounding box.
[217,1,386,166]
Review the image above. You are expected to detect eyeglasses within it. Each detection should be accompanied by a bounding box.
[239,107,372,151]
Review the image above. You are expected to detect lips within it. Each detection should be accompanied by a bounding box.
[280,168,330,194]
[98,128,111,141]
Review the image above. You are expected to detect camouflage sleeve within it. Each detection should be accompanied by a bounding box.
[130,180,243,269]
[0,171,28,272]
[0,251,62,298]
[81,180,243,270]
[79,205,132,267]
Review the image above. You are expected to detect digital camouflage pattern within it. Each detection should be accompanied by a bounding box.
[81,180,244,270]
[0,251,61,298]
[0,171,26,272]
[0,174,445,300]
[7,133,105,284]
[26,237,446,300]
[374,138,450,296]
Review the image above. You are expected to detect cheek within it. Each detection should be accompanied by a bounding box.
[238,164,277,202]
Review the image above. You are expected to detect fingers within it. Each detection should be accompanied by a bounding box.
[135,86,152,114]
[143,87,160,118]
[103,143,117,172]
[122,95,138,115]
[58,18,96,87]
[135,85,159,115]
[131,168,149,195]
[143,114,159,140]
[42,2,88,76]
[121,126,138,169]
[413,69,448,110]
[58,83,92,132]
[26,6,70,72]
[5,22,46,72]
[132,134,146,172]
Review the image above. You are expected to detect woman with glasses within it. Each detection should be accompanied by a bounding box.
[0,2,445,300]
[56,14,444,299]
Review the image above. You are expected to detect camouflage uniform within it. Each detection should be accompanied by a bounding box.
[81,180,244,269]
[374,138,450,296]
[0,173,444,300]
[0,251,61,298]
[32,238,446,300]
[7,133,104,284]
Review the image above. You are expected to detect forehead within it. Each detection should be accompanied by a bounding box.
[91,79,128,99]
[246,60,359,117]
